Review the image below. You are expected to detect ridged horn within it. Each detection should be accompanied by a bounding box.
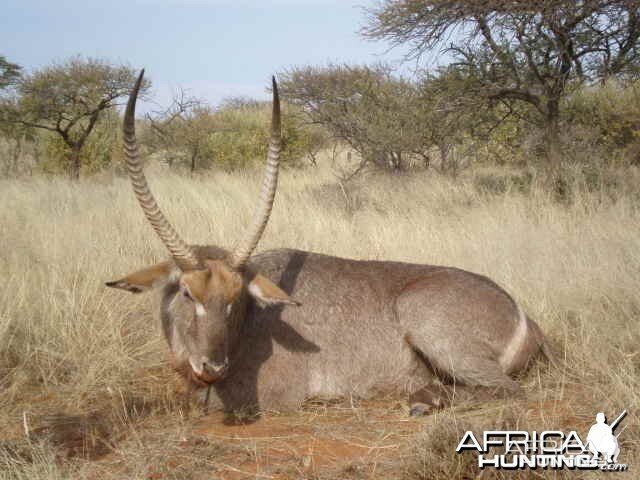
[230,76,282,269]
[123,69,200,271]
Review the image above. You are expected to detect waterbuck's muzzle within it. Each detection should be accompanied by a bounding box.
[188,355,229,383]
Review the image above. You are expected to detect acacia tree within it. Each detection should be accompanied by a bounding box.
[0,56,30,176]
[0,55,21,91]
[280,64,472,175]
[4,57,148,179]
[280,64,420,172]
[363,0,640,161]
[145,88,217,172]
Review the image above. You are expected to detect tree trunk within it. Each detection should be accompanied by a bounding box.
[307,150,318,166]
[10,136,23,177]
[419,152,431,170]
[438,143,450,175]
[190,147,198,173]
[450,145,459,179]
[388,151,402,171]
[69,146,82,180]
[544,99,562,165]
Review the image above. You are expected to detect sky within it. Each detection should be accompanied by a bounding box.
[1,0,433,112]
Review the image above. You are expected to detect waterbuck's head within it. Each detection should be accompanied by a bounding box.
[106,70,298,385]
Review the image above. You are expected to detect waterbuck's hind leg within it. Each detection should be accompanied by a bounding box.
[404,331,524,415]
[396,273,529,415]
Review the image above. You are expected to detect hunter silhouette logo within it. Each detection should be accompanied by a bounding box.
[456,410,629,471]
[586,411,625,464]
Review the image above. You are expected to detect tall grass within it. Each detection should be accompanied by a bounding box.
[0,158,639,478]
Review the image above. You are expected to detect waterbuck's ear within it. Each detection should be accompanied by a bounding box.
[248,274,301,307]
[106,262,173,294]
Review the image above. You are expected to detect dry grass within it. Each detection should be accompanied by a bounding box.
[0,157,639,478]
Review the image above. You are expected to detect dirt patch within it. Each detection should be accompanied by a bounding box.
[3,385,635,479]
[189,399,422,479]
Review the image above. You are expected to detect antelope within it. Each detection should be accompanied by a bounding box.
[107,70,554,416]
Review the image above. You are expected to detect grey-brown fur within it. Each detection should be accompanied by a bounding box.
[157,246,550,414]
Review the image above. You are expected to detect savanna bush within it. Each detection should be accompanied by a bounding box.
[205,102,328,170]
[38,109,122,176]
[563,80,640,164]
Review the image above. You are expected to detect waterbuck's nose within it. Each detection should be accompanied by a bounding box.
[188,355,229,383]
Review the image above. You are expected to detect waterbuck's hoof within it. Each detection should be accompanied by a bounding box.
[409,402,433,417]
[409,387,446,416]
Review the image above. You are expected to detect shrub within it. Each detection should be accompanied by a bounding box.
[563,80,640,164]
[145,99,329,171]
[38,109,121,175]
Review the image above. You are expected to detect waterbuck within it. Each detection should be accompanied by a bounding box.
[107,70,553,416]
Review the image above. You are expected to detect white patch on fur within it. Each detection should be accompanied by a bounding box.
[167,268,181,285]
[171,323,187,359]
[499,303,528,372]
[195,302,206,317]
[308,371,323,394]
[308,370,338,396]
[248,282,264,299]
[225,303,232,316]
[206,358,228,374]
[189,356,228,377]
[188,356,204,376]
